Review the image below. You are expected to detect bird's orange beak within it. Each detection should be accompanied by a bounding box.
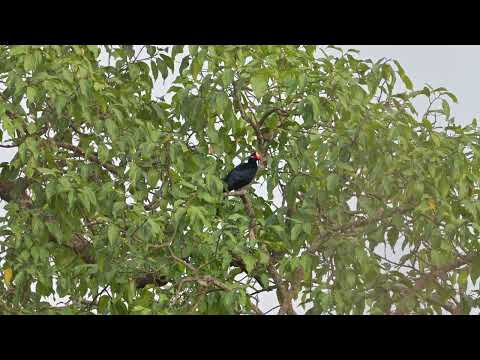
[255,152,262,161]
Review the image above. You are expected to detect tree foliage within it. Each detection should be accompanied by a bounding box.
[1,45,479,314]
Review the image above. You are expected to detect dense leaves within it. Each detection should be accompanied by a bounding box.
[0,45,479,315]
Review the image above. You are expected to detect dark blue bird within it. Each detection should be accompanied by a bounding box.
[223,152,262,191]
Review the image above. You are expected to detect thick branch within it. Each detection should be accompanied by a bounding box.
[134,273,169,289]
[267,264,296,315]
[224,189,247,197]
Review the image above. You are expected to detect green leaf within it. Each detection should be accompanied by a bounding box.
[82,187,97,210]
[258,251,270,265]
[326,174,339,192]
[174,207,187,227]
[444,92,458,103]
[131,305,152,315]
[68,191,75,210]
[307,95,320,119]
[26,87,37,103]
[1,115,15,138]
[188,206,207,226]
[458,269,468,289]
[346,271,356,287]
[54,96,67,115]
[105,118,118,140]
[431,133,441,147]
[287,158,299,172]
[79,187,97,213]
[37,167,60,176]
[469,257,480,283]
[251,73,269,98]
[147,218,161,235]
[160,54,174,72]
[46,182,57,201]
[128,164,140,184]
[150,60,158,80]
[98,145,109,163]
[270,225,286,241]
[300,255,313,282]
[241,254,256,273]
[79,79,89,96]
[156,59,168,79]
[46,222,63,243]
[32,215,45,237]
[222,69,234,88]
[392,214,403,229]
[191,57,203,79]
[393,60,413,90]
[291,223,303,242]
[10,45,27,56]
[147,169,160,187]
[215,93,228,115]
[198,192,217,204]
[179,56,190,75]
[188,45,199,56]
[108,224,120,245]
[171,45,184,59]
[442,99,450,119]
[87,45,100,58]
[24,53,35,71]
[387,227,399,249]
[112,201,125,219]
[78,193,89,212]
[98,295,110,314]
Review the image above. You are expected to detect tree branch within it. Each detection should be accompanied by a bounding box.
[240,193,257,242]
[0,143,18,148]
[392,255,475,314]
[0,178,168,289]
[258,108,289,128]
[233,81,264,142]
[409,255,474,293]
[224,189,247,197]
[267,264,296,315]
[54,141,120,176]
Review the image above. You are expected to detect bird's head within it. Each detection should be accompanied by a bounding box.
[250,152,262,162]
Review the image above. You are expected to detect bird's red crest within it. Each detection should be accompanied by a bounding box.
[251,152,262,161]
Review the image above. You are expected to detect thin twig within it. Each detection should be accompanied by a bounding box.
[54,141,119,175]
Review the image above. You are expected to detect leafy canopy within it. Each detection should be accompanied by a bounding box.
[0,45,479,315]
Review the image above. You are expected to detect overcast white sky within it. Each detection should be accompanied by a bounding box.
[1,46,479,314]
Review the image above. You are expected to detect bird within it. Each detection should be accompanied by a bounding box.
[223,152,262,191]
[214,152,262,254]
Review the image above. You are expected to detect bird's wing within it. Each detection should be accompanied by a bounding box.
[224,170,238,185]
[223,163,249,182]
[223,169,234,182]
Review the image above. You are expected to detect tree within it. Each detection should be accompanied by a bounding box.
[0,45,479,315]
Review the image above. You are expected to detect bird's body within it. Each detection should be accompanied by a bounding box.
[223,152,262,191]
